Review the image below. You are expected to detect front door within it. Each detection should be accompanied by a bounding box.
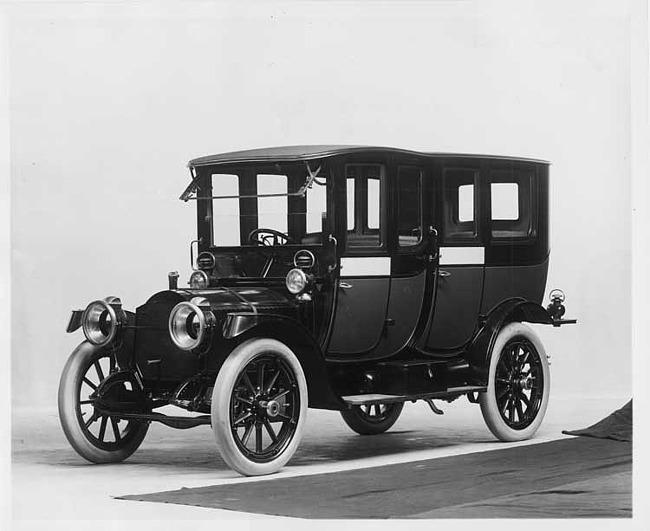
[327,163,390,355]
[371,164,430,357]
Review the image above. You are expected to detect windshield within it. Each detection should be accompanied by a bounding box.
[207,162,329,247]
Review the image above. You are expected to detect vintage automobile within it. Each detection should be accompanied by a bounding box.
[59,145,575,476]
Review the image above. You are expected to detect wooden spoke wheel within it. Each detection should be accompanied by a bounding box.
[480,323,550,441]
[58,342,149,463]
[211,339,308,476]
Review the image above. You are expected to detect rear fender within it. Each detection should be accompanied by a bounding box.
[466,298,552,384]
[223,313,344,410]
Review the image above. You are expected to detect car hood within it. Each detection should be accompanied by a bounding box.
[142,286,298,315]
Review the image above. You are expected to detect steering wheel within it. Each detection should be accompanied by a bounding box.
[248,228,295,246]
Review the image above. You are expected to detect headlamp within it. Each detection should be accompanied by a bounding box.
[82,296,124,346]
[169,296,215,351]
[286,268,308,295]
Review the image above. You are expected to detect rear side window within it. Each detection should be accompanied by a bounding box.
[442,168,479,242]
[490,170,536,239]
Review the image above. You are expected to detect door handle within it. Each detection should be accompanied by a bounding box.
[437,270,451,278]
[339,282,353,289]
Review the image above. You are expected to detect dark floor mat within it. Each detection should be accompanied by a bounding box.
[563,400,632,442]
[118,437,631,519]
[411,471,632,518]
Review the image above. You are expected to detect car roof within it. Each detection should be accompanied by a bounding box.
[188,145,550,167]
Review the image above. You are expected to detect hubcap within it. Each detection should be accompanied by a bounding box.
[264,400,281,418]
[517,375,534,391]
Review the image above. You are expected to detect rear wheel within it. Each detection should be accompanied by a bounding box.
[211,338,308,476]
[480,322,550,441]
[341,402,404,435]
[58,342,149,463]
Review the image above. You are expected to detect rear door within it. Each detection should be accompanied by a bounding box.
[419,163,485,350]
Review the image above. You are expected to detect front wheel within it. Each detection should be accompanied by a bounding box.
[211,338,308,476]
[480,322,550,441]
[58,342,149,463]
[340,402,404,435]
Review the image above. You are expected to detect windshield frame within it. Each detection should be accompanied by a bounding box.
[190,161,332,251]
[180,161,323,202]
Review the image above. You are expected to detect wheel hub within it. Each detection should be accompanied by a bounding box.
[228,354,302,466]
[492,337,545,432]
[516,375,534,390]
[266,400,281,418]
[256,399,281,418]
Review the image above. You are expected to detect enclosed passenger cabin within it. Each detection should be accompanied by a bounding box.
[185,146,550,363]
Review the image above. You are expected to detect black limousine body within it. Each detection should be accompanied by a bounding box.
[59,146,575,476]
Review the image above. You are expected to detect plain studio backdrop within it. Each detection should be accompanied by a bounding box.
[8,0,633,409]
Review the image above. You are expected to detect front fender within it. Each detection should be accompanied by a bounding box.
[466,298,553,384]
[223,313,344,411]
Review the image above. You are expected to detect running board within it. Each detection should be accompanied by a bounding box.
[342,386,486,406]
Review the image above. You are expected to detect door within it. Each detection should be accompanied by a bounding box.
[372,164,430,357]
[328,163,390,355]
[421,165,485,351]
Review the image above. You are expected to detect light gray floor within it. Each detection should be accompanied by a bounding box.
[11,395,627,524]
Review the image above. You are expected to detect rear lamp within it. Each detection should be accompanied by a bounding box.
[286,268,308,295]
[169,296,215,351]
[547,289,566,321]
[189,270,209,289]
[82,296,125,347]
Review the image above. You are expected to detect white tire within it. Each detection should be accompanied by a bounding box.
[211,338,308,476]
[479,322,550,441]
[58,342,149,463]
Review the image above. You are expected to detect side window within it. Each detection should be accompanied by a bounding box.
[346,164,383,248]
[257,174,288,233]
[211,173,240,246]
[442,168,479,242]
[346,178,355,230]
[397,166,422,248]
[367,178,380,229]
[490,170,537,240]
[490,170,535,239]
[491,183,519,220]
